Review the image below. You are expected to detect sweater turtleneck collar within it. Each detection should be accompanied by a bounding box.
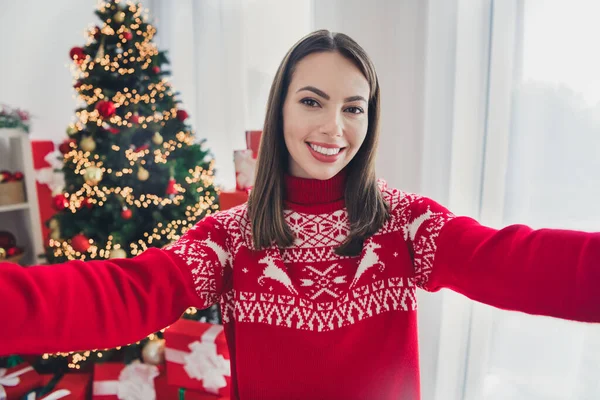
[283,169,347,214]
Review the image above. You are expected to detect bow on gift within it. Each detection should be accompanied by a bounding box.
[93,361,160,400]
[0,365,34,400]
[35,150,65,195]
[165,325,231,395]
[26,389,71,400]
[234,150,256,190]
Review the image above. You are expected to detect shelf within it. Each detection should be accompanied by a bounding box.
[0,128,26,139]
[0,202,30,213]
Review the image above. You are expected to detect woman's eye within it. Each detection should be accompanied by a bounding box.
[345,106,364,114]
[301,98,320,107]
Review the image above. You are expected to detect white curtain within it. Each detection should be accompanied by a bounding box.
[449,1,600,399]
[145,0,313,189]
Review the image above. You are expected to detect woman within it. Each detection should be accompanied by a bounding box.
[1,30,599,400]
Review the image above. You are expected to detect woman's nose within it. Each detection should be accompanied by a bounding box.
[318,111,343,137]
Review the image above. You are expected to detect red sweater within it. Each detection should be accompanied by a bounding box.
[2,172,600,399]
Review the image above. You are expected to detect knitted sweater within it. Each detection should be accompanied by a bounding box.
[2,171,600,400]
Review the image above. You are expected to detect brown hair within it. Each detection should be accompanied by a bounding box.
[247,29,390,256]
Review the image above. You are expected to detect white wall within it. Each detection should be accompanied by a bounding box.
[0,0,98,143]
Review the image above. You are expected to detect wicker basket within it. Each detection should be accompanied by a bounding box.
[0,181,25,206]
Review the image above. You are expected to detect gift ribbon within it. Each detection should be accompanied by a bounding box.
[92,361,159,400]
[26,389,72,400]
[165,324,230,395]
[0,365,34,400]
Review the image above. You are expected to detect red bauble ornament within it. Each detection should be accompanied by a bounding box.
[152,66,160,74]
[59,140,75,154]
[130,113,140,124]
[69,47,86,63]
[0,171,11,183]
[121,207,133,220]
[166,177,178,196]
[93,26,101,39]
[123,31,133,41]
[12,172,24,181]
[134,144,149,153]
[176,110,189,121]
[52,194,70,211]
[71,234,91,253]
[95,100,116,118]
[80,197,93,209]
[6,247,19,257]
[108,127,120,134]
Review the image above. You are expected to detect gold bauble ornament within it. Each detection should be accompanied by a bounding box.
[66,125,78,136]
[48,218,60,230]
[50,229,61,241]
[109,248,127,259]
[84,167,103,185]
[80,136,97,152]
[142,338,165,365]
[0,248,5,260]
[137,166,150,181]
[114,11,126,23]
[152,132,163,145]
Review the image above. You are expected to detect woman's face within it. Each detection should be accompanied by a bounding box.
[282,51,370,180]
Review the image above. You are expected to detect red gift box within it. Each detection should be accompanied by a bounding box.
[154,374,229,399]
[244,130,262,159]
[219,191,248,211]
[164,320,230,397]
[92,361,160,400]
[31,140,61,243]
[0,362,43,400]
[34,373,91,400]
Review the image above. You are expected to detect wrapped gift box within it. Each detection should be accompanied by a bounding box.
[219,191,248,211]
[244,130,262,159]
[233,149,256,191]
[28,373,91,400]
[154,374,229,399]
[0,362,43,400]
[164,320,230,397]
[92,361,160,400]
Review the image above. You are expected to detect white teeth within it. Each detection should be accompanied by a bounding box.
[309,143,341,156]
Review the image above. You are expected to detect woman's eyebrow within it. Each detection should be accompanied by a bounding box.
[296,86,367,103]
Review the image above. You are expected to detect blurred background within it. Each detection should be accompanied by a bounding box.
[1,0,599,399]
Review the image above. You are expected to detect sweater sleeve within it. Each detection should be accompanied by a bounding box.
[0,214,232,356]
[397,193,600,323]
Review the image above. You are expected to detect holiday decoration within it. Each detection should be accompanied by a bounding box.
[121,206,132,220]
[27,373,92,400]
[59,139,75,154]
[95,100,116,118]
[0,248,5,259]
[80,136,96,152]
[39,0,220,375]
[12,171,24,180]
[142,338,166,365]
[165,177,177,197]
[71,234,90,253]
[66,125,78,136]
[151,132,163,145]
[113,10,125,23]
[92,361,159,400]
[0,103,31,132]
[108,248,127,259]
[234,149,256,191]
[69,46,86,63]
[84,166,103,185]
[176,109,189,121]
[0,362,43,399]
[52,193,70,211]
[164,319,231,397]
[137,166,149,181]
[245,130,262,159]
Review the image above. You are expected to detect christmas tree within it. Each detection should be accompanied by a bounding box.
[31,0,221,372]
